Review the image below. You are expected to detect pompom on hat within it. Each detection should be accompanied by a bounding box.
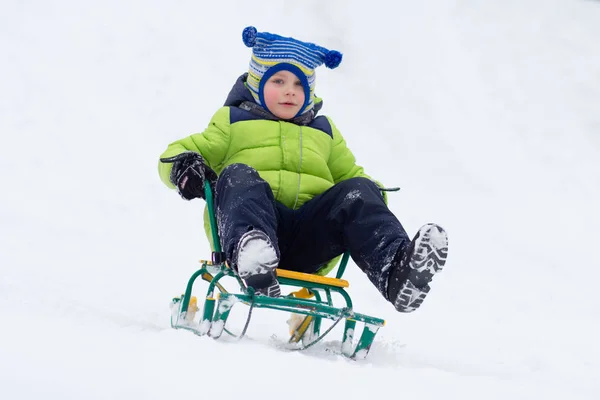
[242,26,342,117]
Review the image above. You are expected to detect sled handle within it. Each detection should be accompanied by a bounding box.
[205,181,222,253]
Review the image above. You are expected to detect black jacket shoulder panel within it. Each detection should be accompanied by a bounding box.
[308,116,333,138]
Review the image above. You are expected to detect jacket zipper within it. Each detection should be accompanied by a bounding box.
[292,126,303,210]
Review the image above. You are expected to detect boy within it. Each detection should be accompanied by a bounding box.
[158,26,448,312]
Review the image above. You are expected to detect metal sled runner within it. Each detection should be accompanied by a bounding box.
[170,182,385,359]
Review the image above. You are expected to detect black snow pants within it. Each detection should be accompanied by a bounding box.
[215,163,410,297]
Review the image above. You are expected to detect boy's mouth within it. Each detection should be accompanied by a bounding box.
[280,102,297,107]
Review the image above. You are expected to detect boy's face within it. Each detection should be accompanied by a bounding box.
[263,70,306,119]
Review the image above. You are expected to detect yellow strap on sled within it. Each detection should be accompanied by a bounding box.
[289,287,314,299]
[276,269,349,288]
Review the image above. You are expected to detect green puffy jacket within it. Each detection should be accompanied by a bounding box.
[158,75,383,275]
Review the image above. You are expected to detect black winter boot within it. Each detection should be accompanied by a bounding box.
[235,230,281,297]
[387,223,448,312]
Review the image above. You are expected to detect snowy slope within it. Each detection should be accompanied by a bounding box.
[1,0,599,399]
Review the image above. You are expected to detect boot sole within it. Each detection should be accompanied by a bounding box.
[393,224,448,312]
[235,230,280,297]
[236,231,278,279]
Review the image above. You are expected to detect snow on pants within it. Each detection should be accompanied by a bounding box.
[215,163,411,297]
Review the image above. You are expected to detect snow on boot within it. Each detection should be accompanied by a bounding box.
[387,223,448,312]
[236,230,281,297]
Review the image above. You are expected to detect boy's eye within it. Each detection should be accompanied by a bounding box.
[295,81,302,86]
[272,78,284,84]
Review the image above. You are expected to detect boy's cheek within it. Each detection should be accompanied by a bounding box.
[263,87,278,101]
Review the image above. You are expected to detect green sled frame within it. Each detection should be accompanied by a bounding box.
[170,182,386,359]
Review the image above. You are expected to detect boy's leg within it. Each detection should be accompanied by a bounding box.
[278,177,410,297]
[215,163,280,295]
[279,177,448,312]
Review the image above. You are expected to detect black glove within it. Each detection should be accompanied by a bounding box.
[160,152,217,200]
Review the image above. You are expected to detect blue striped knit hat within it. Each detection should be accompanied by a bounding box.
[242,26,342,117]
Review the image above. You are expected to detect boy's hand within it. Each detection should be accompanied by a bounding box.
[160,152,216,200]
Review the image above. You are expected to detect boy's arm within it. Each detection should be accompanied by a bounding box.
[158,107,231,189]
[327,118,388,203]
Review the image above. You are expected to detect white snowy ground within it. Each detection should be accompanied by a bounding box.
[1,0,599,398]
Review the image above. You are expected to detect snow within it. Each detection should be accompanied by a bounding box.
[1,0,600,399]
[425,224,447,250]
[236,232,278,277]
[344,189,361,202]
